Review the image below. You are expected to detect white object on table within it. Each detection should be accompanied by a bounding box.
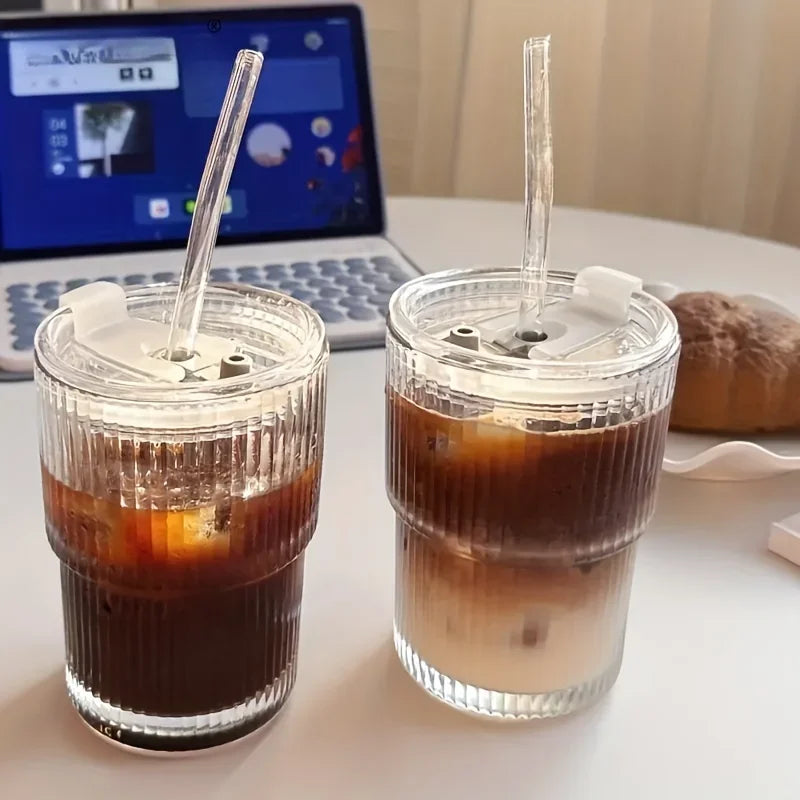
[1,198,798,800]
[662,437,800,481]
[769,513,800,567]
[644,281,800,481]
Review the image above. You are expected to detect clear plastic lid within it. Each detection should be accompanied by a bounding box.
[35,283,328,428]
[388,267,679,403]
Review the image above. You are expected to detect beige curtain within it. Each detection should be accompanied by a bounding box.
[142,0,800,245]
[454,0,800,247]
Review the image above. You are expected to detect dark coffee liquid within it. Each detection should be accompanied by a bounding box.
[389,394,669,704]
[387,393,669,558]
[60,560,302,716]
[43,464,319,747]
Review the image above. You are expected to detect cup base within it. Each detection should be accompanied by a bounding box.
[394,627,622,719]
[66,664,295,752]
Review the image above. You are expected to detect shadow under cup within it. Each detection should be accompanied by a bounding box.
[386,268,679,718]
[34,284,328,751]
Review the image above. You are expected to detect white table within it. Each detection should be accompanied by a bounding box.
[2,198,798,799]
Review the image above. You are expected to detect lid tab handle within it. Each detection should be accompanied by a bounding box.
[530,266,643,359]
[58,282,235,383]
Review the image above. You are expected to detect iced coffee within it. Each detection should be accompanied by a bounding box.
[386,267,679,718]
[35,283,327,750]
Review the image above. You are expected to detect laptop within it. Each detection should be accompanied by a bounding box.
[0,4,420,372]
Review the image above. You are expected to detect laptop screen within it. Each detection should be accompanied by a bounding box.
[0,5,383,260]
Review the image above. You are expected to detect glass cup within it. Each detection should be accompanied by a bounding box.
[35,284,328,751]
[386,268,679,718]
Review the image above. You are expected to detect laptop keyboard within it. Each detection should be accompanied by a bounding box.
[4,254,417,353]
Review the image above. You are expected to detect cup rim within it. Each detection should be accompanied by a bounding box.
[34,283,328,403]
[387,267,680,381]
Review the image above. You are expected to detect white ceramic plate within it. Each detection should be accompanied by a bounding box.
[644,282,800,481]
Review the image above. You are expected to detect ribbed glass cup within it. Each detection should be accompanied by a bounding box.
[387,268,679,718]
[35,284,328,751]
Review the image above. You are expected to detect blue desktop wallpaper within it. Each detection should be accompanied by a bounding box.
[0,12,376,254]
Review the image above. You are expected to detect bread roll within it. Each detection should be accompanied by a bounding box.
[667,292,800,433]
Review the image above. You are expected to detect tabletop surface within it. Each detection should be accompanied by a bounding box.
[1,197,798,799]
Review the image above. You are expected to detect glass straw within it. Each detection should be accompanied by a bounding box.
[517,36,553,339]
[166,49,263,361]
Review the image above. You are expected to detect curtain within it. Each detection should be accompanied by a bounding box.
[454,0,800,246]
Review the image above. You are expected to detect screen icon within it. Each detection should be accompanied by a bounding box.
[184,195,233,216]
[247,123,292,167]
[148,198,170,219]
[304,31,323,51]
[315,146,336,166]
[250,33,269,53]
[139,67,153,81]
[119,67,134,81]
[311,116,332,138]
